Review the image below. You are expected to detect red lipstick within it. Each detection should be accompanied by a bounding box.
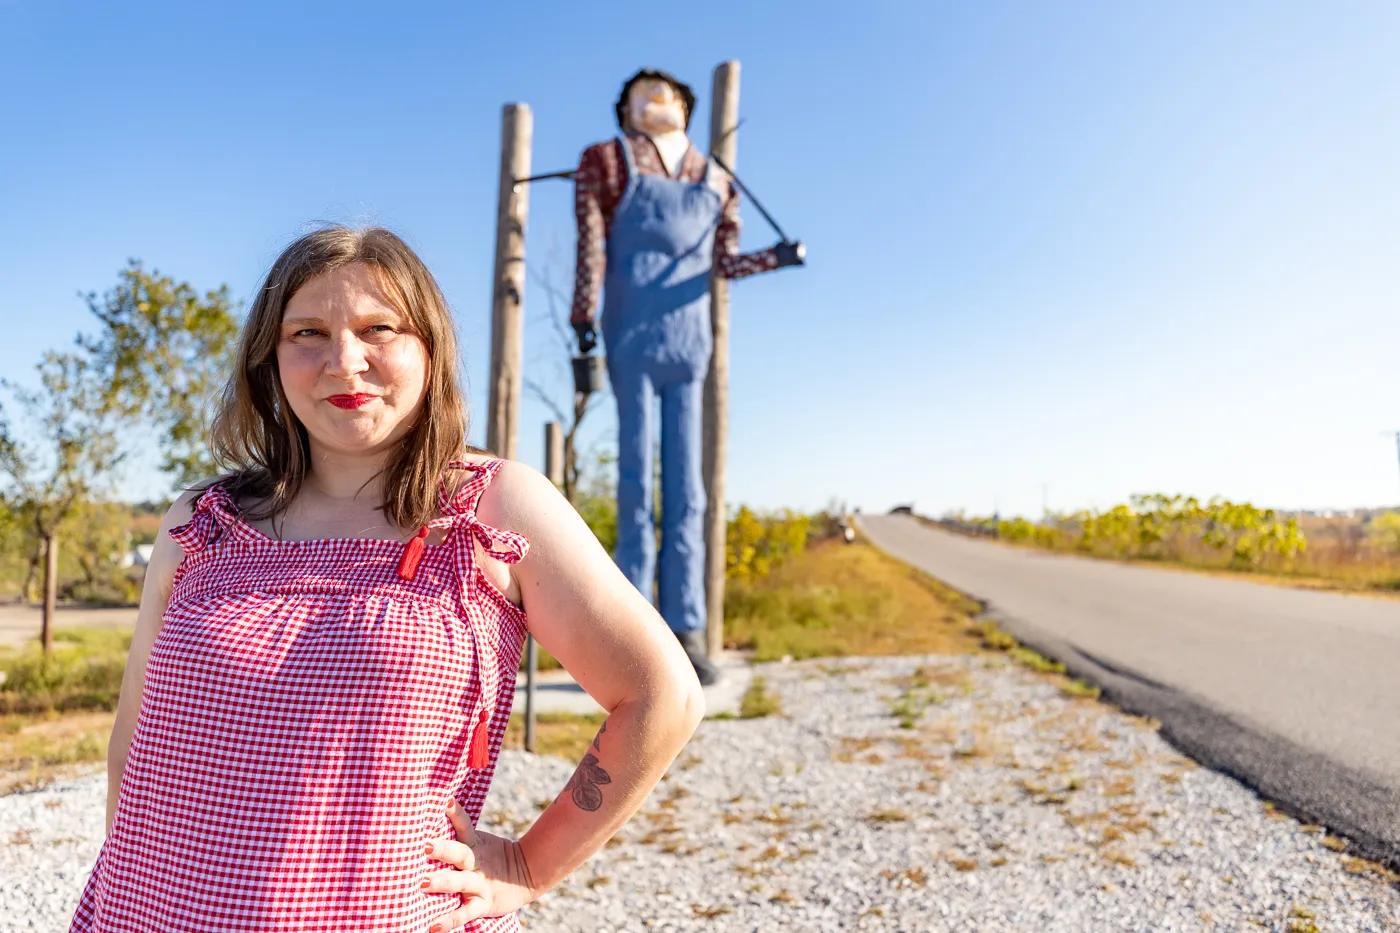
[326,394,377,409]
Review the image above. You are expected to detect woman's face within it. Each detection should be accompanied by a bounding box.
[277,262,429,461]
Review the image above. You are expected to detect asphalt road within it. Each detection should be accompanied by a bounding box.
[0,605,137,649]
[858,513,1400,867]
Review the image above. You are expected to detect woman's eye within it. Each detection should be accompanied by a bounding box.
[292,328,322,338]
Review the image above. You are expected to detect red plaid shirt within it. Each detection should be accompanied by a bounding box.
[571,132,780,325]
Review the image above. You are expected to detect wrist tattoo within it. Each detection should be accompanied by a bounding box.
[508,838,536,892]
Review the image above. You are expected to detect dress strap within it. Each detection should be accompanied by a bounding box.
[435,460,528,769]
[167,484,241,554]
[437,459,530,564]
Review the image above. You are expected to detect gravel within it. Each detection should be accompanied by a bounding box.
[7,655,1400,932]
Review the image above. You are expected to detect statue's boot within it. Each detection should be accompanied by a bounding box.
[675,629,722,687]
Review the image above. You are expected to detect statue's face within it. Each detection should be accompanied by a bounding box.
[627,79,686,135]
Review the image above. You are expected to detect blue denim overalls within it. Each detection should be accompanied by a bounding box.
[602,135,725,634]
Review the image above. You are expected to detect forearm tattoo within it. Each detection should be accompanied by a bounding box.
[562,721,611,811]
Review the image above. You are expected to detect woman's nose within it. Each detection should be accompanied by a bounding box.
[325,334,370,378]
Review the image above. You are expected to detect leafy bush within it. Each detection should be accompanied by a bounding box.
[967,493,1307,570]
[1368,512,1400,555]
[574,489,617,557]
[726,507,810,584]
[0,627,130,714]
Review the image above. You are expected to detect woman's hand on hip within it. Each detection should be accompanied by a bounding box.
[422,798,537,930]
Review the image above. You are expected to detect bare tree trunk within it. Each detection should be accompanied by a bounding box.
[22,543,41,604]
[42,532,57,657]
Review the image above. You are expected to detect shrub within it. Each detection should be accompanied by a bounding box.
[0,627,130,714]
[726,507,810,584]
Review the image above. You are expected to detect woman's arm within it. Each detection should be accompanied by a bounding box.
[510,463,705,891]
[105,492,195,835]
[428,462,704,923]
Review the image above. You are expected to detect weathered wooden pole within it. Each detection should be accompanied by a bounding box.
[544,421,564,487]
[703,61,740,661]
[486,103,533,460]
[42,532,57,656]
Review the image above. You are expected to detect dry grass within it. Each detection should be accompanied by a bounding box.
[1339,854,1400,883]
[0,710,112,794]
[865,807,910,824]
[723,540,983,660]
[501,712,606,761]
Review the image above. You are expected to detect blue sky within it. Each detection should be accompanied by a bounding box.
[2,1,1399,518]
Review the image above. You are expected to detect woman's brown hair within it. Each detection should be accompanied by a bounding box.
[208,226,467,531]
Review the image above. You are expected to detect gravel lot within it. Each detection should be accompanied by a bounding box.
[7,655,1400,932]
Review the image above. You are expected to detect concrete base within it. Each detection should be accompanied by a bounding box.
[512,650,752,719]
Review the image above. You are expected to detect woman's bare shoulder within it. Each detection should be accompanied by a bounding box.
[163,487,204,529]
[471,459,563,537]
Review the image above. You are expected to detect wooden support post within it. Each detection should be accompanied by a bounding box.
[703,61,740,661]
[544,421,564,488]
[522,421,565,754]
[486,103,533,460]
[42,532,57,657]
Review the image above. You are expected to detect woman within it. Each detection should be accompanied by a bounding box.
[71,227,705,932]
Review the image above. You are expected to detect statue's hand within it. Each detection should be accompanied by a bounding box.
[573,320,598,355]
[775,241,806,268]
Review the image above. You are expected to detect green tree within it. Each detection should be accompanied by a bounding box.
[64,499,141,606]
[81,261,239,487]
[0,351,124,654]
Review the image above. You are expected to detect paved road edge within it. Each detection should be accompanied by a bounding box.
[857,515,1400,871]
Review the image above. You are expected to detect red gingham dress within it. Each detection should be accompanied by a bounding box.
[70,459,531,933]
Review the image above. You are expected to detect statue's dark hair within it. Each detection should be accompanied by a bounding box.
[614,68,696,130]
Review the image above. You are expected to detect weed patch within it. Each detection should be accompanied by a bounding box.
[739,676,781,719]
[1060,679,1102,699]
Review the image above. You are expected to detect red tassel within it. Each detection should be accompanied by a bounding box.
[397,526,429,580]
[468,709,491,769]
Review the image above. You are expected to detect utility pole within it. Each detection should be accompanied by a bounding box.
[486,103,532,460]
[703,61,740,662]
